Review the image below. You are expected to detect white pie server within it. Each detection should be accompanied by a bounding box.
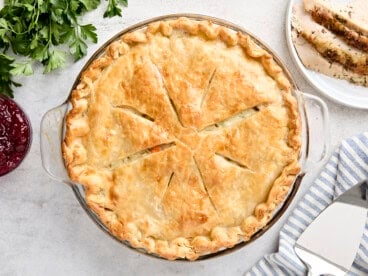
[295,180,368,276]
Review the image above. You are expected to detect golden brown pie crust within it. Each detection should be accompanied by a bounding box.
[62,17,301,260]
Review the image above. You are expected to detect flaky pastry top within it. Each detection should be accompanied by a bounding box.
[63,17,301,260]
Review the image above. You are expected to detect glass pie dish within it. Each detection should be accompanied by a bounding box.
[40,14,330,260]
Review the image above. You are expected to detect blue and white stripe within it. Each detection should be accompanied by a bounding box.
[248,132,368,275]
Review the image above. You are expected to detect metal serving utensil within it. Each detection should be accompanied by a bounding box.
[295,180,368,275]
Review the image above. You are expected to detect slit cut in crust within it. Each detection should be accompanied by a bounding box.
[200,106,261,132]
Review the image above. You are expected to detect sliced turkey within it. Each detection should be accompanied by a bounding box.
[304,0,368,52]
[292,29,368,86]
[292,2,368,75]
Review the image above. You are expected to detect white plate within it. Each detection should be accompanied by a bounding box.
[285,0,368,109]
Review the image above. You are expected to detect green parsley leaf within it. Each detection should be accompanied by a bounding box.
[31,44,49,62]
[104,0,128,18]
[12,34,32,56]
[80,24,98,43]
[0,54,20,98]
[44,49,66,73]
[69,35,88,60]
[10,62,34,76]
[79,0,101,11]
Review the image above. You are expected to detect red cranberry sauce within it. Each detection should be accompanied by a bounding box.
[0,97,31,176]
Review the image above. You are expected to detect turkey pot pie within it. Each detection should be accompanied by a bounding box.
[63,17,301,260]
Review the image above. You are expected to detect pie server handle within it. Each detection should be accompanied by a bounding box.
[40,102,73,185]
[299,92,330,173]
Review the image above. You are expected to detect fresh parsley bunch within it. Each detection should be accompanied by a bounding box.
[0,0,127,97]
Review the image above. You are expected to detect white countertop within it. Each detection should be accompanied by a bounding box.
[1,0,367,275]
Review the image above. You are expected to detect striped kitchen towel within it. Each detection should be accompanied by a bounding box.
[248,132,368,276]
